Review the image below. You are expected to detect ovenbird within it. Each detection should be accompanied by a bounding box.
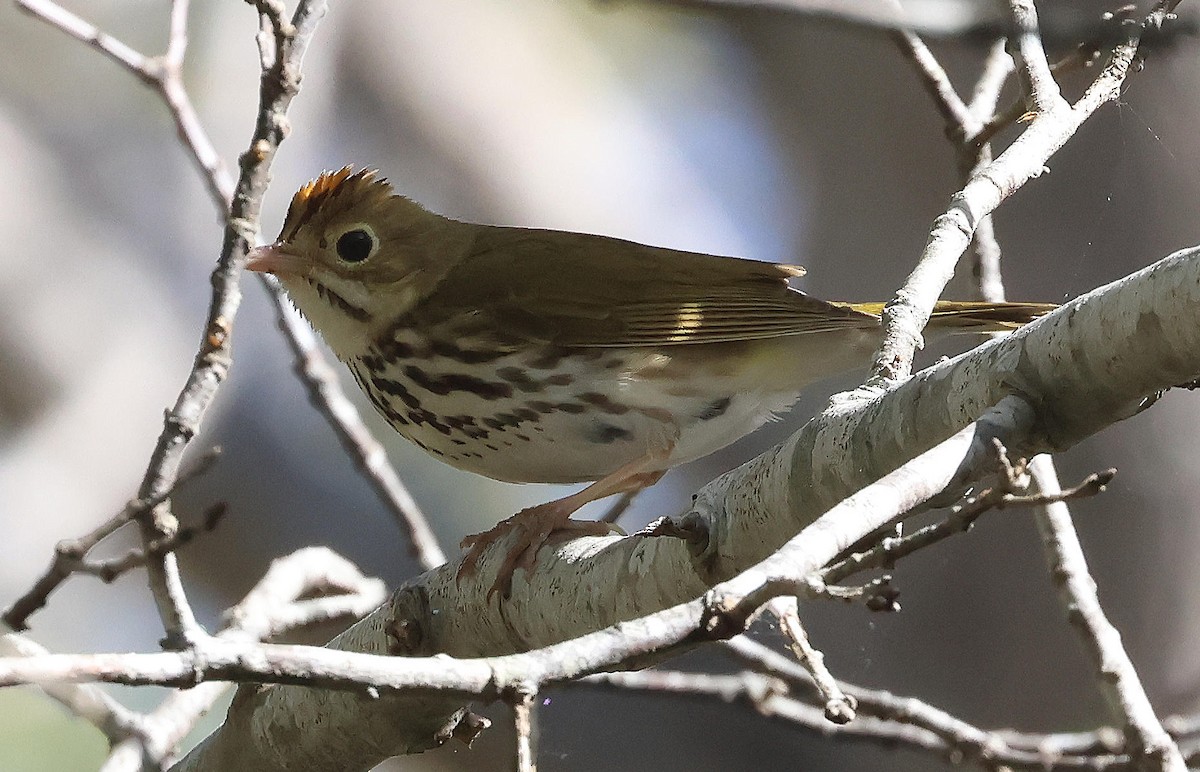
[247,167,1052,598]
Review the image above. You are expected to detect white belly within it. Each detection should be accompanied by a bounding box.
[346,327,878,485]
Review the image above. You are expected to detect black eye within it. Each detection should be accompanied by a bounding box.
[336,229,375,263]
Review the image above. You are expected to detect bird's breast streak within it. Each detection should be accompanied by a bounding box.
[347,327,797,484]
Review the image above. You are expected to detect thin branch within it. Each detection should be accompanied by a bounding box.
[767,598,854,723]
[99,548,385,771]
[867,1,1159,386]
[12,0,330,647]
[587,663,1200,768]
[1029,456,1186,771]
[15,0,443,572]
[70,503,227,584]
[720,637,1126,770]
[15,0,148,76]
[15,0,231,212]
[2,448,222,631]
[890,28,972,132]
[1008,0,1068,113]
[578,667,1141,770]
[960,41,1014,303]
[0,628,144,746]
[895,32,1014,304]
[20,0,431,568]
[819,451,1113,587]
[512,687,538,772]
[967,39,1015,123]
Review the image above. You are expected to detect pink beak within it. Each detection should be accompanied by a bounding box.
[245,243,307,277]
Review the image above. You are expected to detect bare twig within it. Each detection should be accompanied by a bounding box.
[819,449,1113,587]
[512,687,538,772]
[576,669,957,758]
[70,503,228,584]
[99,548,385,771]
[11,0,330,648]
[579,665,1154,770]
[890,28,972,132]
[11,0,440,644]
[720,637,1129,770]
[962,41,1014,301]
[14,0,436,572]
[21,0,439,576]
[0,629,144,746]
[1008,0,1067,112]
[868,0,1160,387]
[1029,456,1186,771]
[2,449,222,631]
[15,0,231,212]
[588,670,962,760]
[767,598,854,723]
[967,39,1016,122]
[806,574,901,612]
[892,29,1015,305]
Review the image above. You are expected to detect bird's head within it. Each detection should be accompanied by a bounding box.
[246,167,470,356]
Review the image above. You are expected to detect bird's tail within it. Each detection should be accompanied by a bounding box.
[835,301,1057,332]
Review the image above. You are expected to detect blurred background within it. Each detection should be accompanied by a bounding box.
[1,0,1199,769]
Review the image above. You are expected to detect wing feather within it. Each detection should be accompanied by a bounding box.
[413,224,878,346]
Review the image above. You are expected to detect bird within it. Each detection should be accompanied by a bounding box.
[246,167,1053,599]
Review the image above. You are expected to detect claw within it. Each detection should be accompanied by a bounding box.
[456,505,623,600]
[454,452,669,600]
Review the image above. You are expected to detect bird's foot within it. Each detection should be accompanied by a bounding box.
[457,504,623,600]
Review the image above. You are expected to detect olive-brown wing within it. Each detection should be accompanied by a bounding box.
[414,224,878,347]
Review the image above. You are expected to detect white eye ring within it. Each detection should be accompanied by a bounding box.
[333,224,378,264]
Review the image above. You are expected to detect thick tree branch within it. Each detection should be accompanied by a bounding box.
[0,420,990,772]
[7,1,1193,770]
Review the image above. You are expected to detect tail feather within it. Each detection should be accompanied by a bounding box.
[836,300,1056,332]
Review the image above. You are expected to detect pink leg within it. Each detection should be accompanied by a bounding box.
[458,454,670,600]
